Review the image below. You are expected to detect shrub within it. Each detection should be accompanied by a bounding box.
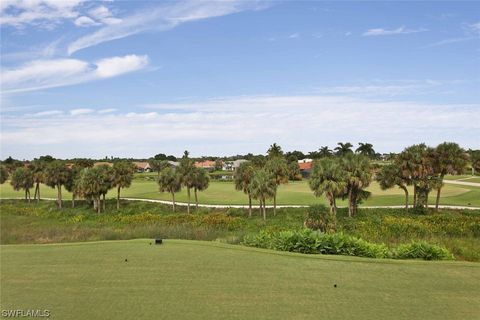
[394,241,454,260]
[304,205,337,233]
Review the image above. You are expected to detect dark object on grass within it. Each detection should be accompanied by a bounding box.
[149,242,152,245]
[125,259,128,262]
[334,284,337,288]
[155,239,163,245]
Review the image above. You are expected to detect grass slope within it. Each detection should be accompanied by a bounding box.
[1,240,479,320]
[1,179,480,207]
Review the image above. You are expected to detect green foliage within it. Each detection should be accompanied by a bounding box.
[304,204,337,233]
[0,165,8,184]
[394,241,454,260]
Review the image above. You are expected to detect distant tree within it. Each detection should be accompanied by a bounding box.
[309,158,345,215]
[76,167,103,213]
[334,142,354,156]
[64,167,80,208]
[287,161,302,181]
[10,167,34,202]
[318,146,333,158]
[71,158,94,168]
[149,159,170,177]
[265,157,289,216]
[432,142,468,212]
[285,150,305,161]
[153,153,168,160]
[214,159,223,171]
[192,168,210,209]
[29,160,46,202]
[97,165,115,212]
[0,165,8,184]
[267,143,283,158]
[341,154,373,217]
[234,162,255,217]
[44,160,69,208]
[157,167,181,212]
[376,164,410,210]
[113,161,136,210]
[469,149,480,175]
[251,155,266,168]
[178,151,196,214]
[3,156,23,173]
[37,155,55,163]
[249,169,276,220]
[356,142,376,158]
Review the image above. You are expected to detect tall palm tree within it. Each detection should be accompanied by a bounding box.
[340,154,372,217]
[432,142,468,211]
[157,167,182,212]
[355,142,376,158]
[267,143,283,158]
[318,146,333,158]
[192,168,210,209]
[149,159,170,177]
[10,167,34,202]
[29,160,45,202]
[113,161,136,210]
[265,157,289,216]
[309,158,345,215]
[334,142,354,156]
[249,169,276,220]
[234,162,255,217]
[44,160,70,208]
[97,165,115,212]
[178,152,196,214]
[376,164,410,210]
[77,167,103,213]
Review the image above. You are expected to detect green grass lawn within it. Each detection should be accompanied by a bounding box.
[1,239,479,320]
[1,178,480,207]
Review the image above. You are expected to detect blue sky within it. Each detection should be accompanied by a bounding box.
[1,0,479,159]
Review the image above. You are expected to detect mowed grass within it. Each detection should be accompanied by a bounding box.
[2,178,479,207]
[1,240,479,320]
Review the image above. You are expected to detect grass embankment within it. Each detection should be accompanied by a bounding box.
[1,240,479,320]
[1,178,480,207]
[1,200,479,261]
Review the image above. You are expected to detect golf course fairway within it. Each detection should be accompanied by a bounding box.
[1,240,479,319]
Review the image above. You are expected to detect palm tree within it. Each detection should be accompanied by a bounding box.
[468,149,480,175]
[309,158,345,215]
[356,142,376,158]
[77,167,103,213]
[29,160,45,202]
[113,161,136,210]
[149,159,170,177]
[376,164,410,210]
[97,165,115,212]
[334,142,353,156]
[157,167,182,212]
[432,142,468,211]
[0,165,8,184]
[234,162,255,216]
[249,169,276,220]
[341,154,373,217]
[192,168,209,209]
[267,143,283,158]
[265,157,289,216]
[318,146,333,158]
[178,152,196,214]
[44,160,69,208]
[10,167,34,202]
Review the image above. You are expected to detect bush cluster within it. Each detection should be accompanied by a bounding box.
[242,229,453,260]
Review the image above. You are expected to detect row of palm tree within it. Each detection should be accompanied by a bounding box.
[6,160,136,212]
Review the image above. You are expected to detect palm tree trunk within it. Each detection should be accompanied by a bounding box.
[171,192,176,212]
[425,191,429,209]
[401,186,409,210]
[57,185,62,208]
[435,176,444,212]
[262,198,266,220]
[332,195,337,216]
[194,187,198,209]
[97,197,101,214]
[72,194,75,208]
[187,188,191,214]
[25,189,28,202]
[413,184,417,207]
[248,194,252,218]
[348,189,353,218]
[259,199,262,216]
[117,186,121,210]
[102,193,106,212]
[34,182,40,202]
[273,192,277,216]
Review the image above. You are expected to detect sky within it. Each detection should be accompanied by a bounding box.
[1,0,479,160]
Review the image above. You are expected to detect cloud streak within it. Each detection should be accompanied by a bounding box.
[363,26,427,36]
[1,54,149,93]
[67,0,269,55]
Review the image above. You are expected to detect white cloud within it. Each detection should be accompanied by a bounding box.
[2,95,478,159]
[31,110,63,117]
[1,54,149,93]
[70,108,94,116]
[470,22,480,35]
[98,108,116,114]
[363,26,427,36]
[74,16,99,27]
[67,0,270,54]
[288,33,299,39]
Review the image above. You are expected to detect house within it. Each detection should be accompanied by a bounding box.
[134,162,151,173]
[194,160,216,171]
[223,159,248,171]
[298,161,313,178]
[298,158,313,164]
[168,161,180,168]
